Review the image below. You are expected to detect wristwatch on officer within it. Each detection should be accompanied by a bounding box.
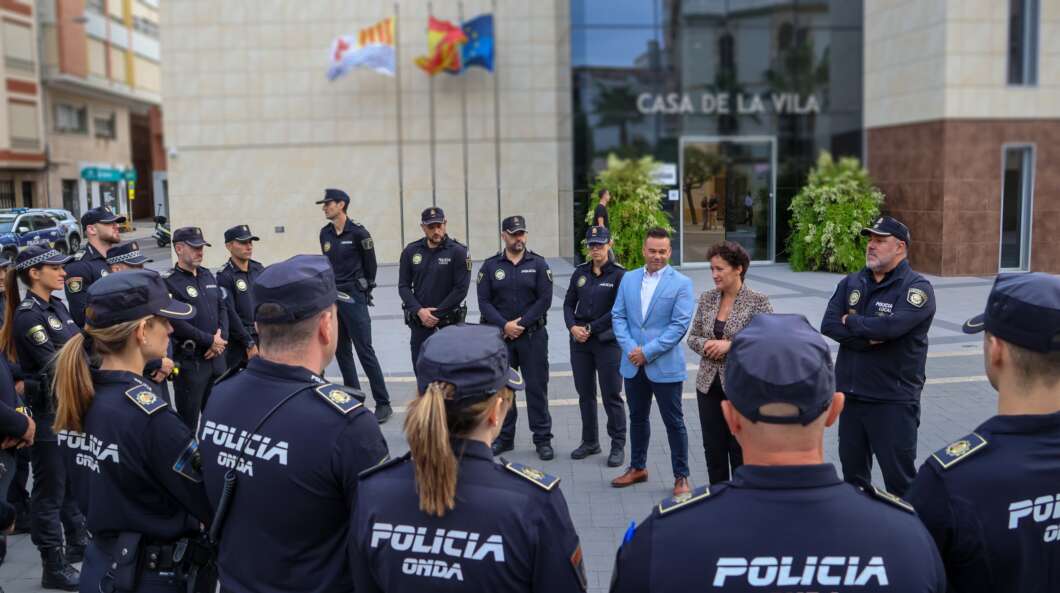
[585,323,592,335]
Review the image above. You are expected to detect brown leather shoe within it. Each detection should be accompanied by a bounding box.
[673,476,691,496]
[611,467,648,488]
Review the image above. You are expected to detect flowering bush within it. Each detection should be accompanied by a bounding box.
[584,154,673,269]
[787,152,884,273]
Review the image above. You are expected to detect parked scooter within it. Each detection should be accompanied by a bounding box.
[153,215,172,248]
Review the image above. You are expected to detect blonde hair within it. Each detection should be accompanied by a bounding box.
[52,316,156,433]
[403,383,514,517]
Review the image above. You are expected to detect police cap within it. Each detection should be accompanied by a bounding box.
[15,245,71,271]
[172,227,211,247]
[224,224,259,243]
[861,216,910,244]
[85,269,195,327]
[421,207,446,225]
[105,241,152,266]
[502,215,527,233]
[252,255,351,323]
[586,225,611,245]
[725,314,836,425]
[415,324,525,402]
[315,188,350,205]
[962,272,1060,353]
[80,206,126,227]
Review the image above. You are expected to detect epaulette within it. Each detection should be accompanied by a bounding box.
[18,298,34,311]
[313,383,365,415]
[931,433,988,470]
[72,250,86,261]
[161,269,174,279]
[576,261,590,268]
[212,361,245,386]
[358,452,409,480]
[500,458,559,491]
[863,484,915,514]
[125,382,167,415]
[657,484,720,516]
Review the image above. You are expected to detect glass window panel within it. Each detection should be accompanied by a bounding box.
[573,0,662,27]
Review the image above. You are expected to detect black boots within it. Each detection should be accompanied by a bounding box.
[65,529,88,564]
[40,547,79,591]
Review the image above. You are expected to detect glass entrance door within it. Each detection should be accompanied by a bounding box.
[679,137,775,264]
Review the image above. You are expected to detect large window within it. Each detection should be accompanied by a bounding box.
[1008,0,1039,86]
[999,145,1034,271]
[55,104,88,134]
[62,179,81,218]
[94,112,117,139]
[0,181,14,209]
[2,20,34,73]
[21,181,34,208]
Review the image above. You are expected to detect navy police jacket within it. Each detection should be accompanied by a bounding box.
[611,464,946,592]
[320,218,377,293]
[397,236,471,317]
[64,243,110,327]
[199,357,389,593]
[821,260,936,402]
[564,260,624,342]
[351,439,586,592]
[906,412,1060,593]
[164,265,230,353]
[12,292,79,441]
[217,258,264,348]
[477,251,553,328]
[59,370,210,540]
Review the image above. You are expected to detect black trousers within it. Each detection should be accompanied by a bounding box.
[172,353,224,430]
[838,397,920,496]
[570,338,626,449]
[409,324,435,367]
[334,293,390,405]
[696,377,743,484]
[29,439,84,550]
[497,329,553,447]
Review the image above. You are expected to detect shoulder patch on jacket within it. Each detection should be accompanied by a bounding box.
[125,383,167,415]
[865,485,915,513]
[931,432,988,470]
[358,452,408,480]
[313,384,365,415]
[502,459,559,491]
[658,484,717,516]
[18,298,34,311]
[72,250,86,261]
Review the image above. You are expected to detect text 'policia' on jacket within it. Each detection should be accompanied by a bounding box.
[821,259,936,403]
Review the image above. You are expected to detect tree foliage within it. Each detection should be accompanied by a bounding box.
[584,154,672,269]
[787,152,884,273]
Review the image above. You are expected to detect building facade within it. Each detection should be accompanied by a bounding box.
[0,0,46,208]
[160,0,1057,274]
[37,0,165,221]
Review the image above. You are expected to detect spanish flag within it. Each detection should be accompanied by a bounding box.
[415,17,467,75]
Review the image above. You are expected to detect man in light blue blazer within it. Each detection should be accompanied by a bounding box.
[610,227,696,496]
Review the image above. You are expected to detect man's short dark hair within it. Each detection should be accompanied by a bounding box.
[255,305,323,351]
[645,227,670,241]
[706,240,751,280]
[1005,339,1060,386]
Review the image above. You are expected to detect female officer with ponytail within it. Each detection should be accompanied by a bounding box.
[0,245,85,590]
[350,324,587,592]
[52,269,211,593]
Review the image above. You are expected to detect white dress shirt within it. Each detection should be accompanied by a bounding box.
[641,266,667,319]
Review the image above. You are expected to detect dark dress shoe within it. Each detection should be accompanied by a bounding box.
[607,447,625,467]
[570,443,601,460]
[673,476,692,496]
[611,467,648,488]
[491,440,514,456]
[374,403,393,424]
[536,444,555,461]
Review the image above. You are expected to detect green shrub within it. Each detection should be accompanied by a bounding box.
[584,154,673,269]
[788,152,884,273]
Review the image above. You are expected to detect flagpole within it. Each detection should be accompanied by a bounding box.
[458,1,470,249]
[427,2,437,207]
[394,4,406,248]
[491,0,501,250]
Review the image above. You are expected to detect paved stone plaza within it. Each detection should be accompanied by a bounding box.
[2,239,1005,592]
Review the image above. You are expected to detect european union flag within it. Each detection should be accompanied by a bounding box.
[461,14,494,72]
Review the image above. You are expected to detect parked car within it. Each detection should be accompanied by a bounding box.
[43,208,82,253]
[0,208,70,260]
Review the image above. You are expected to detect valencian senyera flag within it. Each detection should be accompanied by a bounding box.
[327,18,396,80]
[415,17,467,75]
[460,14,494,71]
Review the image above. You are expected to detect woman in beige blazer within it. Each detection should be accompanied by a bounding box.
[687,241,772,484]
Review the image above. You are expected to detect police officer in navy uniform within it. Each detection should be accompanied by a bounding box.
[477,215,555,460]
[64,206,126,327]
[317,188,392,423]
[216,225,264,371]
[351,324,587,592]
[52,270,211,593]
[821,216,935,497]
[1,246,86,589]
[610,314,947,593]
[565,226,626,466]
[906,273,1060,593]
[199,255,389,593]
[163,227,229,429]
[398,207,471,365]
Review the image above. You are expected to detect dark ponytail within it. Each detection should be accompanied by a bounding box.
[0,267,20,362]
